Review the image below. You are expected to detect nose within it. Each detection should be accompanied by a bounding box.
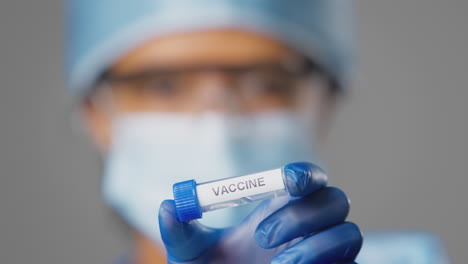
[193,72,239,113]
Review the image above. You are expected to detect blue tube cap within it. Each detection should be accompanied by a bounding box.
[173,179,202,222]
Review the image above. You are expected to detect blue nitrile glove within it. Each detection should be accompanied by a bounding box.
[159,162,362,264]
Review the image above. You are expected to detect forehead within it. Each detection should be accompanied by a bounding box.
[111,29,296,73]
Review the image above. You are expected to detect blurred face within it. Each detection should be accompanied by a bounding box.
[86,30,335,243]
[83,30,332,150]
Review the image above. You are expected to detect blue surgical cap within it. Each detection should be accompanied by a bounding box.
[66,0,356,97]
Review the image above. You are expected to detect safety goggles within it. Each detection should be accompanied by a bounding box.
[90,57,331,114]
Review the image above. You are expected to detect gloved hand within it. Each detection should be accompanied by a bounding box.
[159,162,362,264]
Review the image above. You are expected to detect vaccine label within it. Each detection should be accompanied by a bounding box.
[197,168,285,207]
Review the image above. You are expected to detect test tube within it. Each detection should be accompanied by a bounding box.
[173,162,327,222]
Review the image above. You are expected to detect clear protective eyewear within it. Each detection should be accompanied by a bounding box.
[90,56,332,115]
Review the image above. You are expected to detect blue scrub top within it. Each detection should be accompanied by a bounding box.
[114,231,449,264]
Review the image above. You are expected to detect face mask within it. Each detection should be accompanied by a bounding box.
[102,111,320,244]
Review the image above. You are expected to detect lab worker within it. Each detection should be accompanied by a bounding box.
[66,0,447,263]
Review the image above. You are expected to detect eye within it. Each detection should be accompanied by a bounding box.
[240,69,292,98]
[141,75,181,97]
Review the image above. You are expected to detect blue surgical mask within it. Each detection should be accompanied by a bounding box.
[102,111,319,244]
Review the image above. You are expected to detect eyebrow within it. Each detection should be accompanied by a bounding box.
[98,58,322,83]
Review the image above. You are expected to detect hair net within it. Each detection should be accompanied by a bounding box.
[65,0,356,97]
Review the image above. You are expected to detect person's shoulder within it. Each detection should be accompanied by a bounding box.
[356,230,450,264]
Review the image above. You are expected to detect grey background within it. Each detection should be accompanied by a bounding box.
[0,0,467,263]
